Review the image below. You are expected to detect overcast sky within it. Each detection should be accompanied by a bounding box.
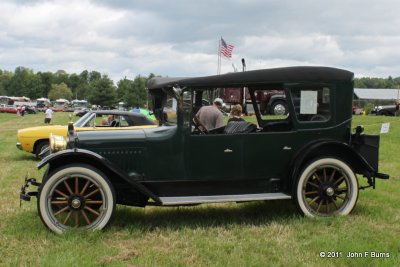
[1,0,399,82]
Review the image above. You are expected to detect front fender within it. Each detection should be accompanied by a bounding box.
[37,149,161,203]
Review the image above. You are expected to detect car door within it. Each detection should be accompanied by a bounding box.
[186,133,243,180]
[243,130,296,192]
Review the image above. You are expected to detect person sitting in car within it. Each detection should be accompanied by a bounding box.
[225,104,257,134]
[196,98,224,131]
[228,104,244,122]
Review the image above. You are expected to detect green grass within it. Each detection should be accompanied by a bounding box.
[0,113,399,266]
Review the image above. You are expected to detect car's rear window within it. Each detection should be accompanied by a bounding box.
[290,87,331,122]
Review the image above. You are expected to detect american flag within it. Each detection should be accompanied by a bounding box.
[220,38,234,58]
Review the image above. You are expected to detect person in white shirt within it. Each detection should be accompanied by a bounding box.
[44,107,54,124]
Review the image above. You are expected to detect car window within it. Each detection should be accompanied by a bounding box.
[120,116,130,127]
[164,95,178,124]
[181,91,192,127]
[290,86,331,122]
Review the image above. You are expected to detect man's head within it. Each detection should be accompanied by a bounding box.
[213,98,224,109]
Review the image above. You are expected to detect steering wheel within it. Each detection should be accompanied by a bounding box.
[192,116,208,135]
[310,114,327,121]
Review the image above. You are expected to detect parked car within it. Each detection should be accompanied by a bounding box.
[25,106,37,114]
[16,110,157,158]
[20,66,388,234]
[73,108,89,117]
[371,105,398,116]
[0,104,17,113]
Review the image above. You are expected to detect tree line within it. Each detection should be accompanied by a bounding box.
[354,76,400,89]
[1,67,400,107]
[0,67,155,108]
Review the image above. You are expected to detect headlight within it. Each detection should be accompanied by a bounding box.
[49,133,67,153]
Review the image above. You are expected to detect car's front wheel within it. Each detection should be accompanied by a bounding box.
[295,158,358,217]
[38,164,116,234]
[35,141,49,159]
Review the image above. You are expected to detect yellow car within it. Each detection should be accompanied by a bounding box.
[16,110,158,158]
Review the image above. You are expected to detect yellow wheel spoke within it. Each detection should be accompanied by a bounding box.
[54,205,69,216]
[54,189,69,199]
[308,196,319,205]
[86,200,103,204]
[64,180,74,195]
[84,206,100,216]
[307,181,319,189]
[80,180,90,195]
[51,200,68,205]
[75,177,79,194]
[81,210,91,225]
[63,211,73,225]
[84,188,100,199]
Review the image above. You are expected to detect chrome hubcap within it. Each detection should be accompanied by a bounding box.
[325,187,334,197]
[71,199,81,209]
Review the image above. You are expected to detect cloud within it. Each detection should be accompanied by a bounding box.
[1,0,400,82]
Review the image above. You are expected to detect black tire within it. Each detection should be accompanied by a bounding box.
[295,158,358,217]
[34,141,49,159]
[271,100,288,115]
[38,164,116,234]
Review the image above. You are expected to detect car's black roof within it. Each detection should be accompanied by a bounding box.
[91,110,156,125]
[147,66,354,90]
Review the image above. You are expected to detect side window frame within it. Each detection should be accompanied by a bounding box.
[287,83,335,129]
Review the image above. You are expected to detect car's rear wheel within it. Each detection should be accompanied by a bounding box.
[295,158,358,217]
[38,164,116,234]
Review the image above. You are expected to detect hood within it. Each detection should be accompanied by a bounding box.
[18,125,67,137]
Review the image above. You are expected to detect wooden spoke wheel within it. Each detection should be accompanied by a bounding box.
[38,164,115,234]
[296,158,358,217]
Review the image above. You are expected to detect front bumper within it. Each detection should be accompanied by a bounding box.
[20,177,41,202]
[16,142,22,151]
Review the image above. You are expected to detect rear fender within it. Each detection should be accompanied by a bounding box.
[289,140,375,193]
[38,149,161,203]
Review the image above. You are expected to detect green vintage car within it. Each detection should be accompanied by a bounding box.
[20,66,388,234]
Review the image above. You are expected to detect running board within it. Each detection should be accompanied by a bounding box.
[159,193,292,205]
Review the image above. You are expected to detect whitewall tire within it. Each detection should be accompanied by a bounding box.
[295,158,358,217]
[38,164,116,234]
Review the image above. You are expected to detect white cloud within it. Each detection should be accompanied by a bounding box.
[1,0,400,82]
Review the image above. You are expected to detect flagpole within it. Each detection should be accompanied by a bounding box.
[217,38,221,75]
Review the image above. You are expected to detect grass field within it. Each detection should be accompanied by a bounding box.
[0,112,399,266]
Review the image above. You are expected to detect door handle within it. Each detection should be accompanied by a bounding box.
[224,148,233,153]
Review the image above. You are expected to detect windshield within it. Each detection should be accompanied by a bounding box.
[73,112,93,127]
[164,95,177,125]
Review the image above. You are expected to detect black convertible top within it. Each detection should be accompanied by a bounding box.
[147,66,354,90]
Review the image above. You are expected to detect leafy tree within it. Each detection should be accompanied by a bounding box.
[54,70,69,85]
[37,72,54,98]
[87,75,116,106]
[89,71,101,82]
[48,83,73,100]
[116,75,148,108]
[7,67,42,99]
[80,70,89,83]
[0,70,12,96]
